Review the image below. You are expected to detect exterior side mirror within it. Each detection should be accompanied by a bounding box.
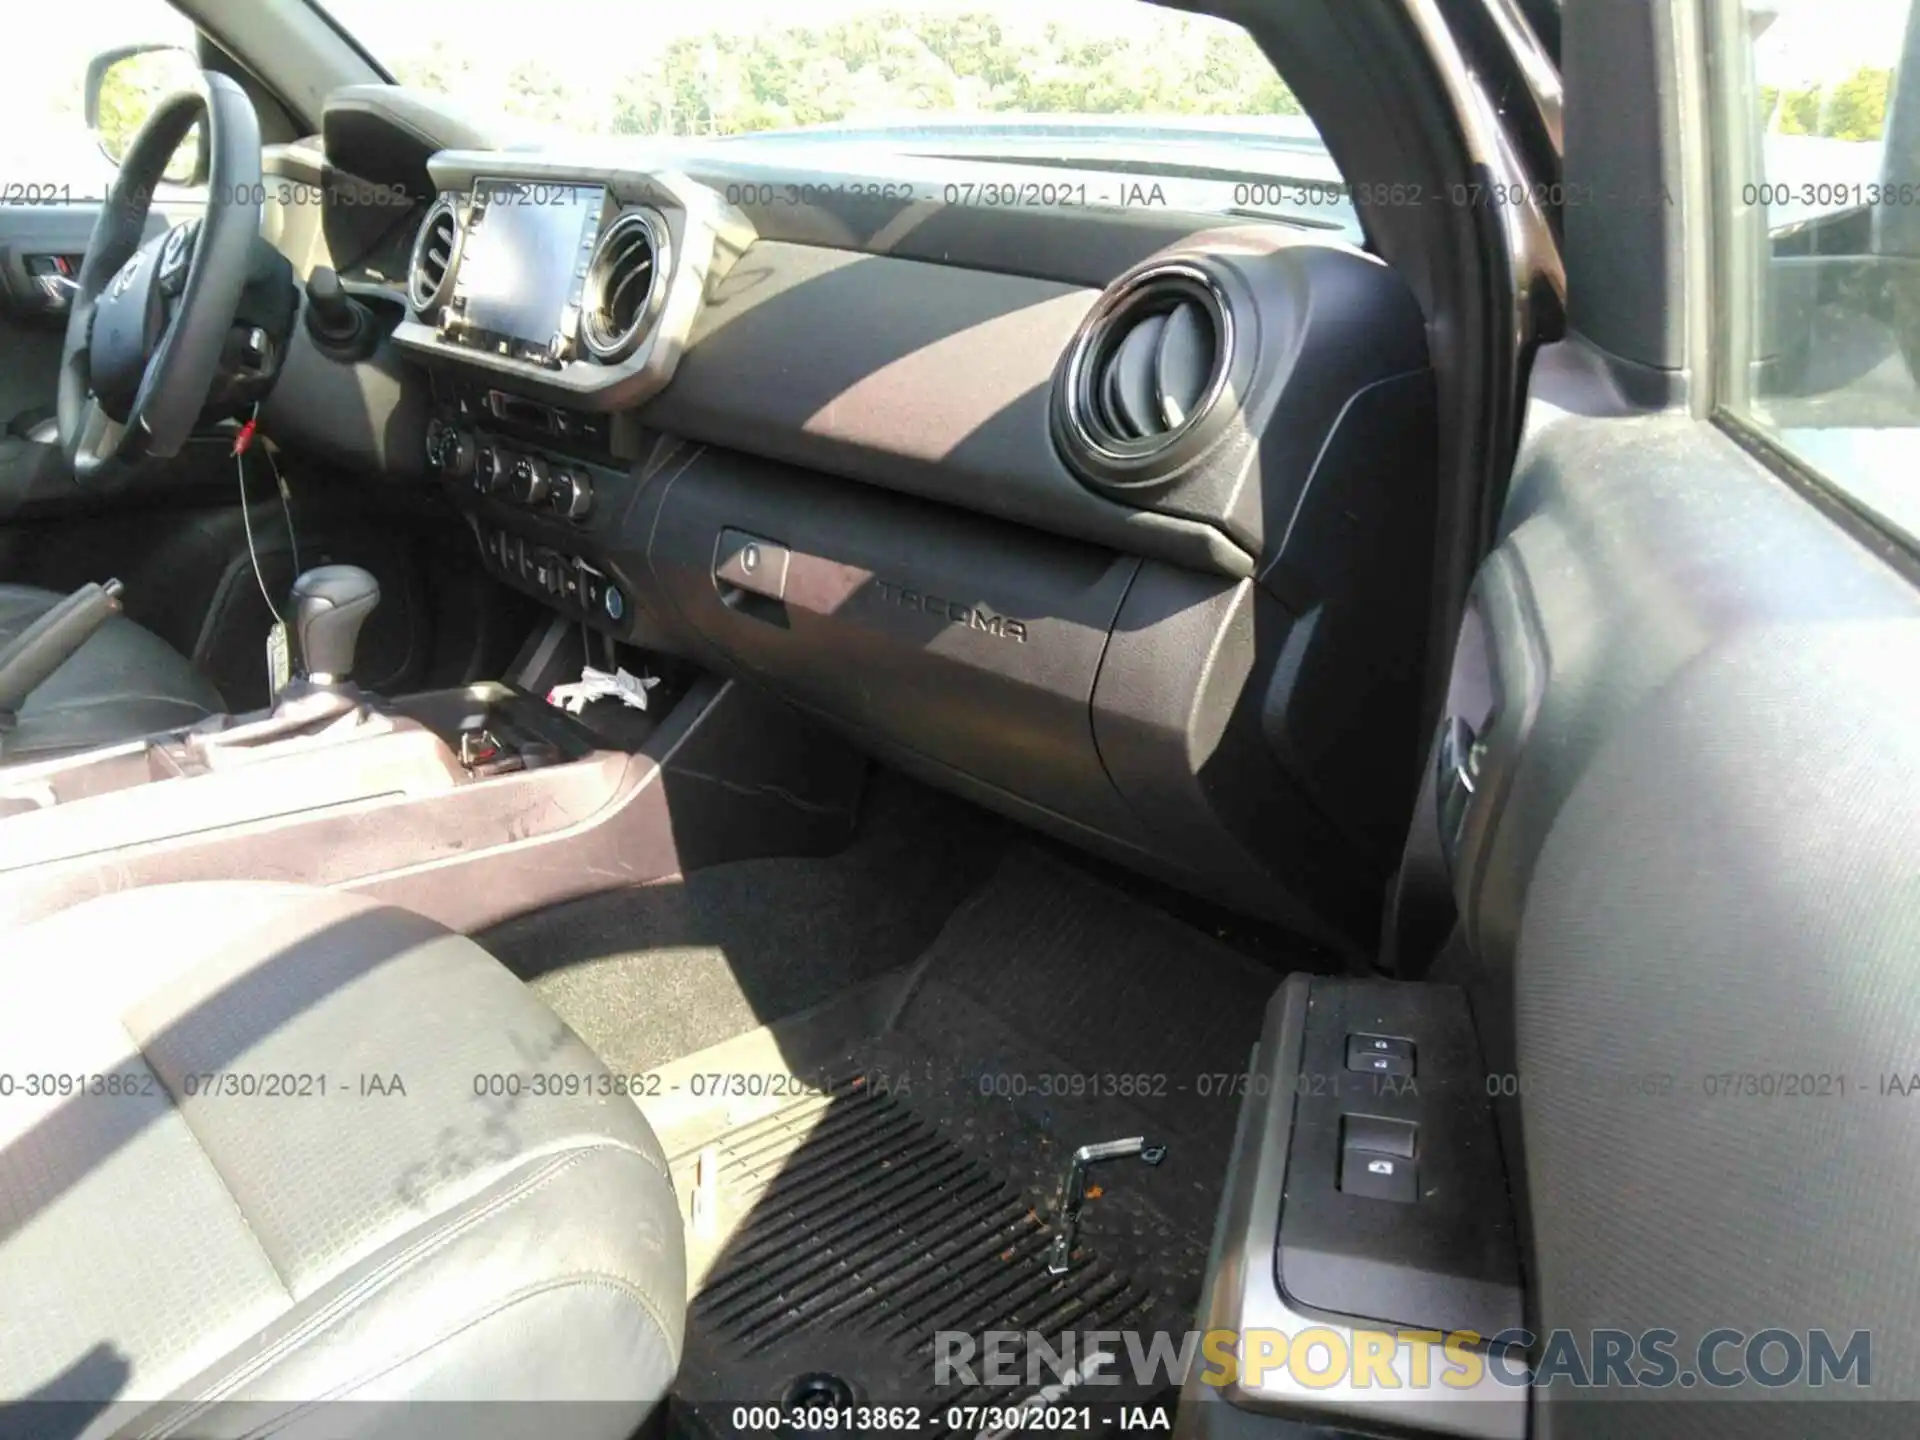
[84,44,207,187]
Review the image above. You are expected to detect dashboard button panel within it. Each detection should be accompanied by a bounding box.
[475,521,615,627]
[434,399,631,634]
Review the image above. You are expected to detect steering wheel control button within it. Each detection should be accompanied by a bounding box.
[714,528,790,601]
[1347,1034,1414,1075]
[157,221,199,295]
[1339,1146,1418,1204]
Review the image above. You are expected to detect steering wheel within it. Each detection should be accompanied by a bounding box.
[57,71,262,484]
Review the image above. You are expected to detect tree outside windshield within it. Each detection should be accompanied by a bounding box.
[314,0,1308,141]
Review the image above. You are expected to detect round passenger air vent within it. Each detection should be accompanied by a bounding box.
[1054,261,1239,487]
[581,209,670,363]
[407,196,461,313]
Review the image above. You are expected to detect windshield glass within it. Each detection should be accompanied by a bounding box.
[312,0,1329,173]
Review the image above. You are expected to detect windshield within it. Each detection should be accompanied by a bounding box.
[312,0,1329,172]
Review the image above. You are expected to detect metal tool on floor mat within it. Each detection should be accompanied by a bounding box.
[1047,1136,1166,1275]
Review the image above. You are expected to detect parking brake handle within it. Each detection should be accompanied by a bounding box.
[0,580,125,733]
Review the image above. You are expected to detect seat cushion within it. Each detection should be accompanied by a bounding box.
[0,584,225,762]
[0,883,686,1438]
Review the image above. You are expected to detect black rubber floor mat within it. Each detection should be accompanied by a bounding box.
[653,845,1315,1437]
[673,1079,1180,1432]
[484,773,1009,1075]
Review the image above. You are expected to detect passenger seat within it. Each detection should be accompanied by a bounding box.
[0,883,685,1437]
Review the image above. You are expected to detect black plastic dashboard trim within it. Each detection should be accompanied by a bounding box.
[642,239,1257,579]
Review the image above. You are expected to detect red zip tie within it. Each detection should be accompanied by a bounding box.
[232,418,258,456]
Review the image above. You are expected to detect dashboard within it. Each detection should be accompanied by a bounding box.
[294,98,1440,951]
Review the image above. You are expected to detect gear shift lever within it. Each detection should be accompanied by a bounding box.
[291,565,379,686]
[186,565,383,758]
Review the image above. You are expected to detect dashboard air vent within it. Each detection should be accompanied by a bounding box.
[407,196,460,313]
[1055,262,1237,487]
[581,210,669,363]
[1093,293,1217,439]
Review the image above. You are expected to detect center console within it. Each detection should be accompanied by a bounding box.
[390,158,751,661]
[423,376,639,632]
[0,540,865,935]
[0,670,868,936]
[388,158,753,657]
[0,677,614,919]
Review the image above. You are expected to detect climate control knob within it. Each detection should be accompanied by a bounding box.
[548,468,593,521]
[432,425,475,480]
[510,453,550,507]
[472,441,507,494]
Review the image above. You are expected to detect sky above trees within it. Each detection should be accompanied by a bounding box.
[359,4,1306,139]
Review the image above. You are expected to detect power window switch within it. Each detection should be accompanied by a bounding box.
[1342,1113,1417,1159]
[1347,1034,1414,1076]
[1340,1148,1418,1203]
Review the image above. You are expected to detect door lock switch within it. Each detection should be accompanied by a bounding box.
[1347,1034,1414,1076]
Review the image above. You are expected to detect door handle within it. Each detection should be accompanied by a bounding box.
[18,253,81,314]
[1435,714,1485,856]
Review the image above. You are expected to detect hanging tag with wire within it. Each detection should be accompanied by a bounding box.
[266,618,292,695]
[234,409,291,695]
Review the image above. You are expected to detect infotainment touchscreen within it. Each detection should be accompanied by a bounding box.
[451,180,607,363]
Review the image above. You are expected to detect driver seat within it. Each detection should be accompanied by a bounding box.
[0,584,224,763]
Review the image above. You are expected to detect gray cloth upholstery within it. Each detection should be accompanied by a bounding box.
[0,583,225,761]
[0,882,686,1439]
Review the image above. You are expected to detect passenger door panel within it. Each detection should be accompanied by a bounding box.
[1441,357,1920,1433]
